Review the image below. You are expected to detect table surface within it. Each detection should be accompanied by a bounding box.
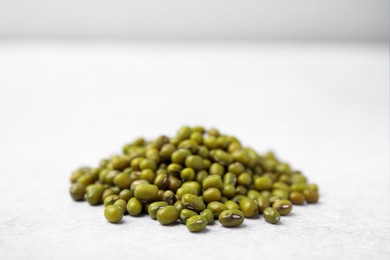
[0,40,389,260]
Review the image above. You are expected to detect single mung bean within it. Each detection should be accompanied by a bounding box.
[224,200,239,210]
[160,143,176,160]
[262,207,280,224]
[214,149,233,166]
[130,157,143,171]
[254,177,273,191]
[190,131,203,144]
[157,189,164,201]
[146,148,160,164]
[86,184,104,205]
[157,206,179,225]
[181,194,206,212]
[167,175,182,192]
[273,181,290,191]
[167,163,183,177]
[235,185,248,196]
[131,137,145,146]
[307,184,319,192]
[278,174,291,184]
[161,190,177,205]
[275,163,290,174]
[200,209,214,224]
[239,198,259,218]
[134,183,159,202]
[203,159,211,170]
[177,126,192,141]
[209,163,225,176]
[111,156,129,171]
[156,135,170,148]
[186,215,207,232]
[223,172,237,185]
[154,173,168,189]
[290,191,305,205]
[256,195,270,213]
[174,201,184,212]
[181,181,201,194]
[227,141,241,152]
[140,169,156,184]
[304,189,319,203]
[118,189,133,202]
[104,205,123,223]
[98,169,109,183]
[202,175,223,190]
[237,172,252,187]
[218,209,245,227]
[180,168,195,182]
[192,126,205,133]
[139,159,157,172]
[216,135,230,149]
[222,184,236,198]
[185,155,204,171]
[70,183,85,201]
[247,190,261,200]
[291,174,307,184]
[127,197,143,216]
[228,162,245,175]
[272,199,293,216]
[272,189,289,200]
[207,201,227,218]
[232,149,250,166]
[203,188,222,203]
[77,174,94,187]
[203,136,218,149]
[197,145,209,158]
[113,172,131,189]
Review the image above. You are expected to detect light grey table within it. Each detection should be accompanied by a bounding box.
[0,40,388,259]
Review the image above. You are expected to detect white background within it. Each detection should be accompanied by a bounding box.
[0,1,389,259]
[0,40,388,259]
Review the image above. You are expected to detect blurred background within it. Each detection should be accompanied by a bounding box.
[0,0,387,40]
[0,0,388,164]
[0,1,389,259]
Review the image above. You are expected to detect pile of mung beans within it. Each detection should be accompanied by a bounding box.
[69,126,319,232]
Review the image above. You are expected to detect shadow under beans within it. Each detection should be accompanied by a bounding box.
[157,221,181,228]
[188,228,210,234]
[107,219,127,225]
[220,223,248,230]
